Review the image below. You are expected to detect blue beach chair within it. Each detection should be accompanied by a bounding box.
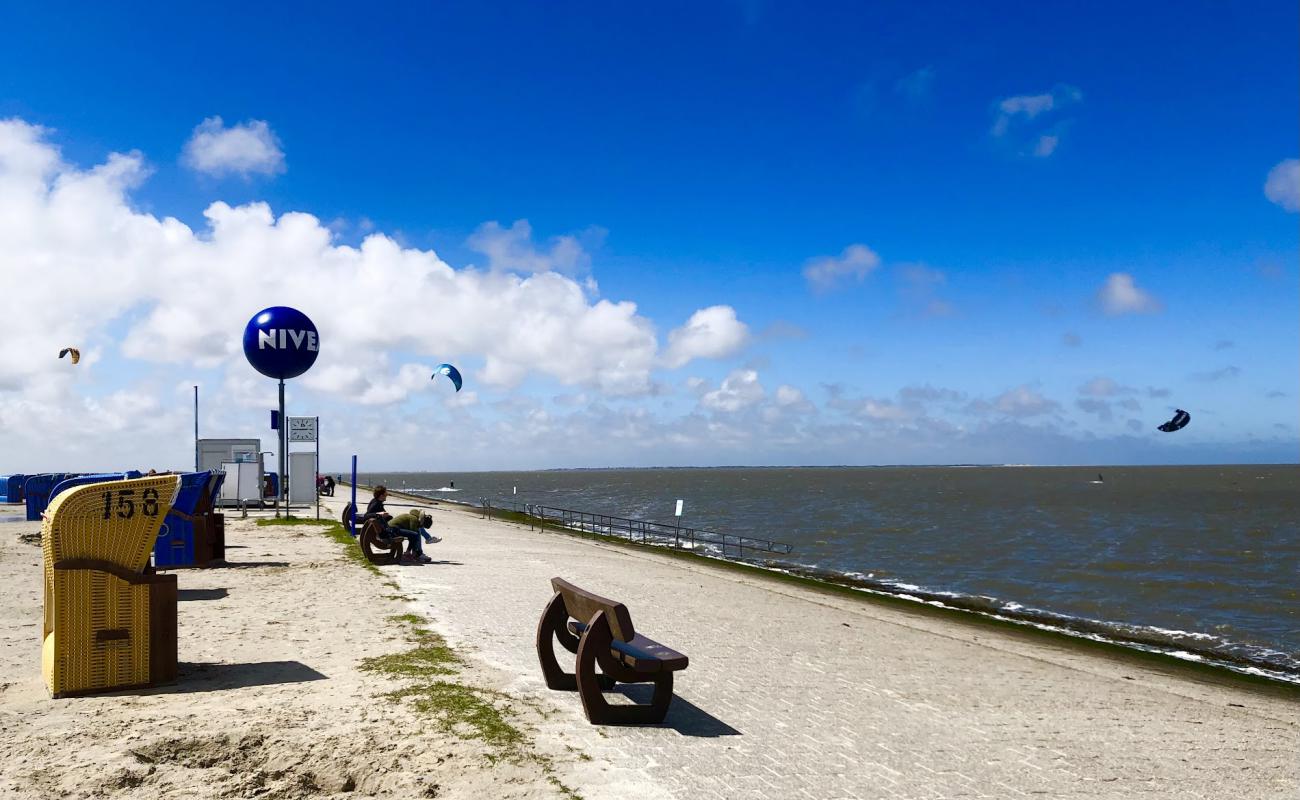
[48,472,143,506]
[153,471,214,568]
[0,474,21,503]
[25,474,78,521]
[207,471,226,507]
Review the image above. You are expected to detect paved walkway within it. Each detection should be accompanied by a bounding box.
[332,495,1299,800]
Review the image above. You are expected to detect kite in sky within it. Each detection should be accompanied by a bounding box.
[432,363,463,392]
[1157,409,1191,433]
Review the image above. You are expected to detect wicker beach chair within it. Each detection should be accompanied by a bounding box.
[41,475,181,697]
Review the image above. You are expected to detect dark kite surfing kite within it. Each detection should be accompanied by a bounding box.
[1157,409,1190,432]
[58,347,80,364]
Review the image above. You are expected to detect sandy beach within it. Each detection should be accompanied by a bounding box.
[0,506,577,799]
[2,491,1297,800]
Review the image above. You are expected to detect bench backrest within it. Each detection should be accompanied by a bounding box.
[550,577,636,642]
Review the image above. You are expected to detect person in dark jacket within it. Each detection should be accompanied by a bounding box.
[365,486,427,563]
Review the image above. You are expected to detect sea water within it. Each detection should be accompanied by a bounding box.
[356,465,1300,683]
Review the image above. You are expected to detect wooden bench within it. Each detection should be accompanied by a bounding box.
[340,503,405,565]
[535,577,688,725]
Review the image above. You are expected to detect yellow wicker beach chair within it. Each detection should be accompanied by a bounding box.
[41,475,181,697]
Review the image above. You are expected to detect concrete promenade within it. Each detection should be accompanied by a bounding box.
[331,493,1299,800]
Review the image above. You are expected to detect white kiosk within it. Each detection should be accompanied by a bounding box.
[198,438,264,508]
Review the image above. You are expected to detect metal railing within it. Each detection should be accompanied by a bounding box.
[476,497,794,561]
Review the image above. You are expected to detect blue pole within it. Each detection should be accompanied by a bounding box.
[349,454,358,537]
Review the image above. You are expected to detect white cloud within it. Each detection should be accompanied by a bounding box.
[1190,365,1241,382]
[1097,272,1161,316]
[1264,158,1299,212]
[774,385,806,407]
[803,243,881,293]
[996,93,1055,124]
[0,119,745,416]
[990,86,1080,157]
[700,369,764,412]
[1076,397,1114,421]
[897,263,954,317]
[182,117,285,178]
[466,219,599,274]
[1078,377,1134,397]
[663,305,749,368]
[991,85,1081,136]
[991,385,1059,417]
[860,399,913,422]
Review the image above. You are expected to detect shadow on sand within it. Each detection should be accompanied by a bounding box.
[150,661,328,694]
[399,560,464,567]
[178,588,229,601]
[611,684,741,736]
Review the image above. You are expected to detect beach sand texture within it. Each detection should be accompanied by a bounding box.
[2,493,1297,799]
[0,513,568,799]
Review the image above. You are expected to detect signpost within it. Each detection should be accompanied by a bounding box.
[287,416,320,518]
[243,306,320,518]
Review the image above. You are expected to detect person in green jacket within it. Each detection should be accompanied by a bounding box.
[390,509,439,563]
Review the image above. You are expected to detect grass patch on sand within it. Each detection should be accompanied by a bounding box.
[254,515,333,526]
[271,509,584,793]
[256,517,381,576]
[362,614,583,798]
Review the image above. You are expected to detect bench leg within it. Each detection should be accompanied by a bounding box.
[360,526,403,565]
[536,593,615,692]
[575,611,674,725]
[536,593,577,690]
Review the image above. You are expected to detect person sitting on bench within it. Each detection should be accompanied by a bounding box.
[389,509,438,563]
[364,485,409,555]
[366,487,431,564]
[364,485,392,524]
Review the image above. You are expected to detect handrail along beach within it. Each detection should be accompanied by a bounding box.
[477,497,795,560]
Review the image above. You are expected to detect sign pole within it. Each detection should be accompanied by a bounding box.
[193,385,199,473]
[277,379,286,518]
[349,454,358,536]
[242,305,319,521]
[315,416,321,520]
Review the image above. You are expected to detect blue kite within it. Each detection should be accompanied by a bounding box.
[432,363,463,392]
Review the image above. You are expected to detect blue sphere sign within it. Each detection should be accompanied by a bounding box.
[242,306,320,380]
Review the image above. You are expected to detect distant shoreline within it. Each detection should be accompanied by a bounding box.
[340,462,1300,473]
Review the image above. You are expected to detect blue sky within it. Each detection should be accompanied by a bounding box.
[0,2,1296,470]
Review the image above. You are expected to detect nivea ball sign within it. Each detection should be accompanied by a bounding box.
[242,306,320,380]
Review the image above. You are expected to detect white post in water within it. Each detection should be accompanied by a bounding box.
[674,499,684,548]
